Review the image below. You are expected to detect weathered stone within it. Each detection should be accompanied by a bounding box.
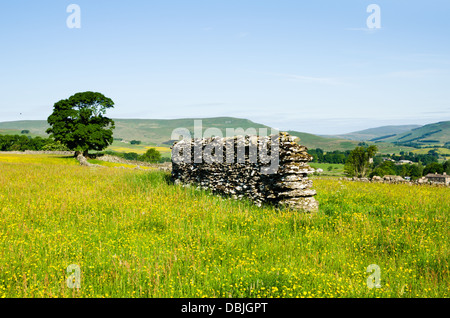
[171,132,318,212]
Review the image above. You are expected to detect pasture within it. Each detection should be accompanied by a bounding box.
[0,154,448,298]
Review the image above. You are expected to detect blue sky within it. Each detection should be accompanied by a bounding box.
[0,0,449,134]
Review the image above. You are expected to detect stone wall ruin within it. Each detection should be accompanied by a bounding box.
[171,132,319,212]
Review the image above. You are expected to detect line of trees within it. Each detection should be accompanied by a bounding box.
[343,145,449,179]
[381,150,439,166]
[307,148,350,164]
[369,160,450,179]
[309,147,440,166]
[0,134,68,151]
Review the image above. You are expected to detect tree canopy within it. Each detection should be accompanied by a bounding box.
[344,145,378,178]
[141,148,162,163]
[46,92,115,156]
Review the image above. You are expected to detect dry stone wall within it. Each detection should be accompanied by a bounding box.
[171,132,318,212]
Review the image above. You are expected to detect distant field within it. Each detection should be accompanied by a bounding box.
[0,153,448,298]
[0,129,21,135]
[309,163,345,177]
[411,147,450,155]
[373,143,417,155]
[107,140,172,156]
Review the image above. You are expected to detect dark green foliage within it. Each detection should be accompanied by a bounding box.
[123,152,139,160]
[0,134,68,151]
[130,140,141,145]
[307,148,350,164]
[21,130,30,134]
[423,162,444,175]
[140,148,162,163]
[370,161,424,179]
[444,161,450,174]
[379,151,438,166]
[46,92,115,156]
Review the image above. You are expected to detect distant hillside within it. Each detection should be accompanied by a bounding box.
[112,117,271,145]
[0,117,432,153]
[0,120,50,137]
[286,130,360,151]
[0,118,270,143]
[0,117,366,152]
[382,121,450,147]
[327,125,422,141]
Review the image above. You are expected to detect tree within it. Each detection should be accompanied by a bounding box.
[423,162,444,175]
[46,92,115,157]
[344,145,378,177]
[140,148,162,163]
[444,160,450,174]
[408,164,423,179]
[123,152,139,160]
[370,160,396,178]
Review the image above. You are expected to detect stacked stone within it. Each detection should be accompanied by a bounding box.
[274,133,318,211]
[171,132,318,212]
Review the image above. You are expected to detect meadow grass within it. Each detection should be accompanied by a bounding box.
[0,153,448,298]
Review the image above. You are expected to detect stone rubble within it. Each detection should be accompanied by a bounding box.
[340,176,450,187]
[171,132,318,212]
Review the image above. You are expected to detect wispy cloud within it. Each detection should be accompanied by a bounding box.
[345,27,383,34]
[276,73,349,86]
[386,69,446,78]
[237,32,250,38]
[185,102,226,108]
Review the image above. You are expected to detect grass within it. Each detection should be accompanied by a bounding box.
[86,158,154,170]
[309,163,345,177]
[0,153,448,298]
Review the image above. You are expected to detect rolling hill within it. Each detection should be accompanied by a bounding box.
[381,121,450,147]
[328,125,422,142]
[0,117,435,153]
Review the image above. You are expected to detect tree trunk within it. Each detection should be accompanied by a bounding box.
[76,152,102,167]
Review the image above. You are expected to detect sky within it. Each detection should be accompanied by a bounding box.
[0,0,449,135]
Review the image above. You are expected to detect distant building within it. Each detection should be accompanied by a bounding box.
[397,160,414,165]
[425,172,450,185]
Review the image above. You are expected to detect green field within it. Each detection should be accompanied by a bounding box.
[309,163,345,177]
[0,153,448,298]
[107,140,172,158]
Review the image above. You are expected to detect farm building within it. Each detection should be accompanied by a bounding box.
[425,172,450,185]
[397,160,414,165]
